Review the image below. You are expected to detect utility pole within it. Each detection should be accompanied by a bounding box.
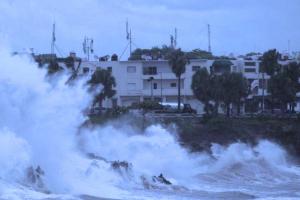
[83,37,94,61]
[262,72,265,113]
[51,23,56,55]
[126,19,132,56]
[174,28,177,48]
[208,24,211,53]
[160,72,163,104]
[129,29,132,55]
[170,28,177,49]
[170,35,174,48]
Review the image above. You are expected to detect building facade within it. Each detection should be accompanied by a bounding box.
[68,55,300,114]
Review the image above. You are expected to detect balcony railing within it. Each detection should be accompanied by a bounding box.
[142,73,186,79]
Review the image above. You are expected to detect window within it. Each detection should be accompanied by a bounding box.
[245,62,256,66]
[153,83,157,89]
[127,66,136,73]
[83,67,89,73]
[107,67,112,72]
[192,66,201,71]
[244,68,256,73]
[170,83,176,87]
[192,66,200,72]
[128,83,136,90]
[143,66,157,75]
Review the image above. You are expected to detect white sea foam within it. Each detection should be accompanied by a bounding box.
[0,45,299,200]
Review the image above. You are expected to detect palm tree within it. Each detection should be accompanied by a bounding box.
[168,48,189,110]
[88,69,116,108]
[261,49,280,112]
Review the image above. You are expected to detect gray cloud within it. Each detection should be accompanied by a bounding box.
[0,0,299,59]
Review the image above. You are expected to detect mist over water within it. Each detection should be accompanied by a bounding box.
[0,46,300,200]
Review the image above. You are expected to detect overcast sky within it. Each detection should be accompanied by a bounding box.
[0,0,299,59]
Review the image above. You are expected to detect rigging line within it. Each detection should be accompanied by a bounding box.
[119,42,130,60]
[54,44,65,57]
[132,42,138,48]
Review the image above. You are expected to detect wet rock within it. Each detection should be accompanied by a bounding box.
[110,160,133,179]
[152,173,172,185]
[111,161,131,171]
[140,175,151,189]
[86,153,108,162]
[26,165,48,193]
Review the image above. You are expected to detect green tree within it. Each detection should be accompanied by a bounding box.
[88,69,116,108]
[219,72,248,117]
[268,62,300,112]
[64,56,75,71]
[168,48,190,110]
[230,73,248,115]
[191,68,212,114]
[260,49,281,76]
[211,60,233,74]
[268,72,295,112]
[186,49,213,59]
[47,60,63,75]
[111,54,118,61]
[209,74,224,115]
[260,49,281,112]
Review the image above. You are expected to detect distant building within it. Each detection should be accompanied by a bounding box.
[33,52,300,114]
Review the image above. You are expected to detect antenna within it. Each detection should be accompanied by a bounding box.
[174,28,177,48]
[51,23,56,55]
[82,37,94,61]
[207,24,211,53]
[126,19,129,40]
[125,19,133,56]
[170,35,174,48]
[129,29,132,55]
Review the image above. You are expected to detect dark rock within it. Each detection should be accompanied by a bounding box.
[111,161,130,171]
[26,165,48,193]
[152,173,172,185]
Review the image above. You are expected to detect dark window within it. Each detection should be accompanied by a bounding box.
[107,67,112,72]
[153,83,157,89]
[192,66,200,71]
[83,67,89,73]
[143,67,157,75]
[244,68,256,73]
[170,83,176,87]
[245,62,256,66]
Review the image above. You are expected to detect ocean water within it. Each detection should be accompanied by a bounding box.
[0,46,299,200]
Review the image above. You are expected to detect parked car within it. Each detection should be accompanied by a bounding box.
[158,102,197,114]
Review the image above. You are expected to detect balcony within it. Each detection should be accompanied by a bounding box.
[142,73,185,80]
[142,88,193,96]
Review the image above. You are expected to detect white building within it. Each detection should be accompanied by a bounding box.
[71,55,300,114]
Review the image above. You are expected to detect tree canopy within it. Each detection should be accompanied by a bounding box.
[168,48,190,110]
[211,60,233,74]
[88,68,116,107]
[268,62,300,112]
[260,49,280,76]
[129,45,214,61]
[192,69,248,117]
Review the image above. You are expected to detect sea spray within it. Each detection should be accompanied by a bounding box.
[0,45,299,199]
[0,46,126,198]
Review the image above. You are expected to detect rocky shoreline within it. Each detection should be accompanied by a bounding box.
[161,117,300,161]
[87,114,300,161]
